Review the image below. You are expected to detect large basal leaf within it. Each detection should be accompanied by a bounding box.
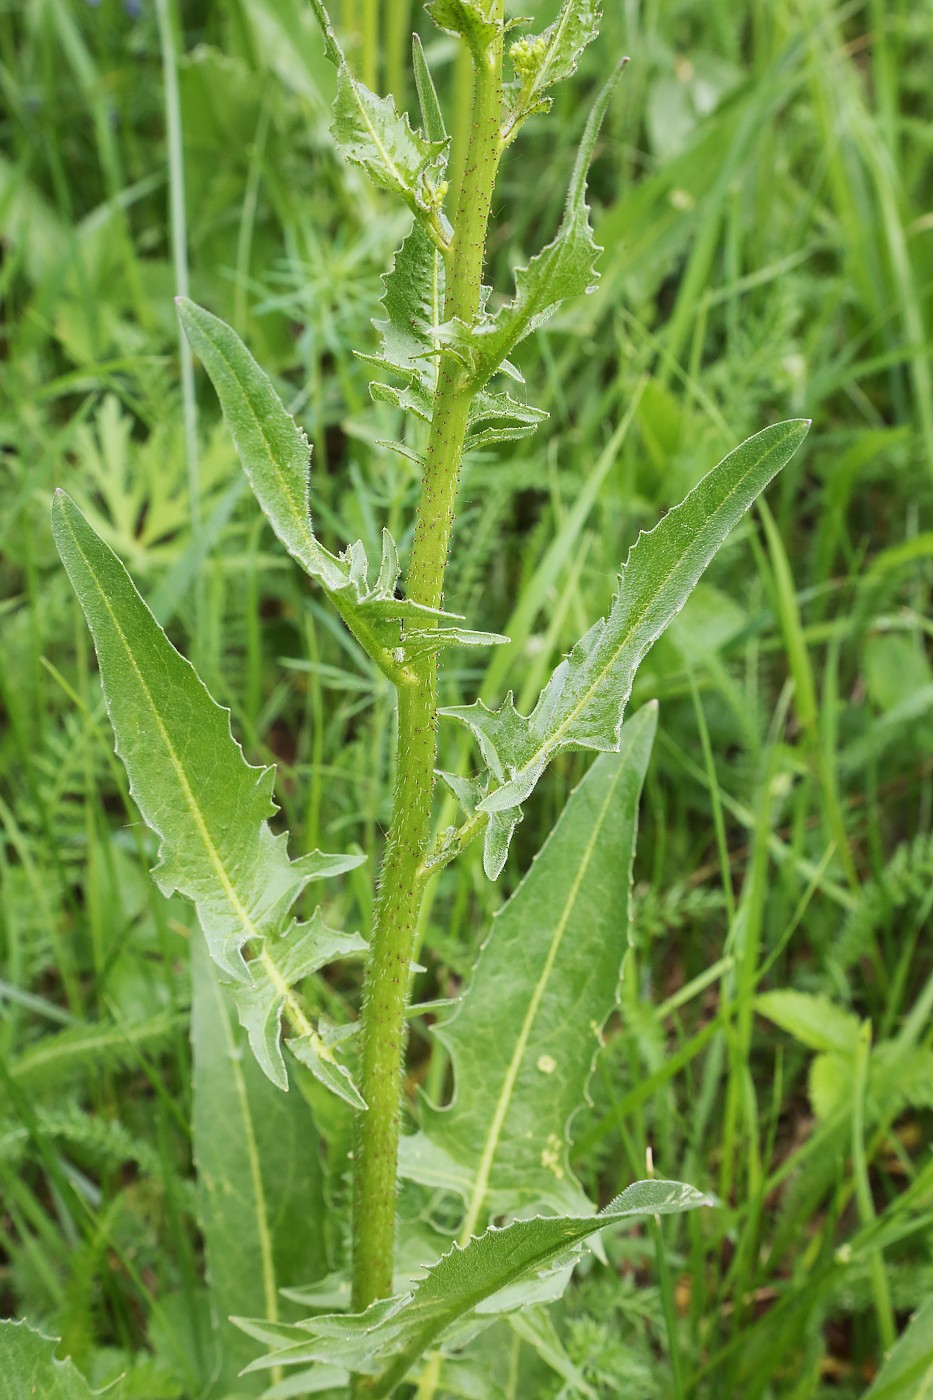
[177,298,499,671]
[51,492,365,1100]
[400,706,656,1229]
[504,0,602,138]
[467,60,622,386]
[307,0,450,244]
[0,1320,107,1399]
[236,1179,710,1396]
[442,419,810,876]
[191,938,329,1396]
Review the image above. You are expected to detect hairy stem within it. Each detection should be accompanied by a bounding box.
[351,13,505,1318]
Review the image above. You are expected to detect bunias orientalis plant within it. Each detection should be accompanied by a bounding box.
[48,1,809,1394]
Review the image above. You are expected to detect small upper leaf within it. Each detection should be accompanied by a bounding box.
[413,34,448,145]
[442,420,811,873]
[176,297,462,672]
[467,59,622,386]
[175,296,342,590]
[505,0,603,138]
[363,226,547,457]
[307,0,450,245]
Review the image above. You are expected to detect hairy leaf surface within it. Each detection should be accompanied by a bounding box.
[402,708,656,1225]
[442,420,810,873]
[52,493,364,1097]
[237,1180,710,1394]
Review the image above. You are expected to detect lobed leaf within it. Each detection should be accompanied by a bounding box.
[237,1179,711,1395]
[363,225,547,457]
[467,59,622,386]
[0,1320,105,1399]
[505,0,603,138]
[232,912,368,1097]
[402,709,657,1224]
[442,420,810,874]
[307,0,450,244]
[51,493,365,1097]
[177,297,464,671]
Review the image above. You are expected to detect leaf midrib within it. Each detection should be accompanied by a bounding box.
[485,429,793,806]
[189,311,326,576]
[61,503,264,961]
[458,756,624,1241]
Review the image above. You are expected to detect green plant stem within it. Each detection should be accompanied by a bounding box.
[351,15,506,1320]
[154,0,200,545]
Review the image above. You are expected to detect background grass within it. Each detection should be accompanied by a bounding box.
[1,0,932,1396]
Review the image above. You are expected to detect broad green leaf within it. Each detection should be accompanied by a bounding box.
[863,1293,933,1400]
[236,1179,710,1395]
[191,938,328,1396]
[402,708,656,1227]
[505,0,602,138]
[755,989,861,1055]
[442,420,810,874]
[0,1320,108,1398]
[177,297,467,674]
[52,492,365,1097]
[427,0,501,58]
[467,61,622,385]
[306,0,450,245]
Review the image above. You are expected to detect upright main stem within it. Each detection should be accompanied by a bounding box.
[351,17,505,1318]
